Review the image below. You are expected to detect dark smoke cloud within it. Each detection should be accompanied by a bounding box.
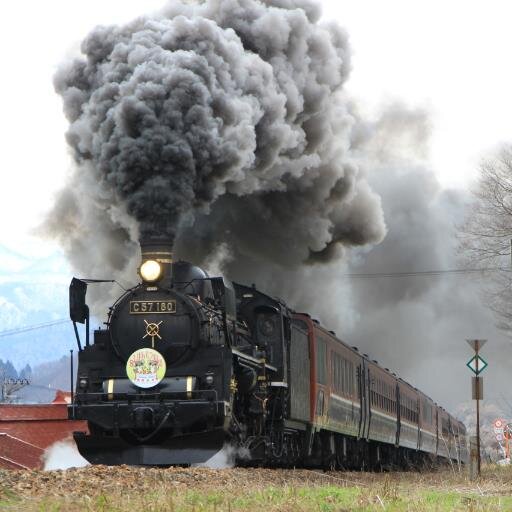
[211,103,510,412]
[46,0,385,289]
[338,105,510,411]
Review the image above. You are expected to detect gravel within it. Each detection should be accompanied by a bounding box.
[0,466,363,499]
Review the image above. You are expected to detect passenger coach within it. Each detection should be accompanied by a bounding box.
[293,313,467,469]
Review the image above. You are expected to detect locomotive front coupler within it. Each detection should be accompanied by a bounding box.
[131,404,174,430]
[130,406,174,442]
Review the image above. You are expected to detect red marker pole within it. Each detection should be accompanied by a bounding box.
[467,339,487,479]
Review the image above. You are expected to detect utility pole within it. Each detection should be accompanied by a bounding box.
[466,339,488,478]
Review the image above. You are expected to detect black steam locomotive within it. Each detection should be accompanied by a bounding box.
[69,239,467,468]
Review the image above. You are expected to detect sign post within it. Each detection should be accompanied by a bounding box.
[469,436,478,480]
[466,339,488,477]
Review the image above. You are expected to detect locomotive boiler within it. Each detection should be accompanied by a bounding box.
[69,239,467,468]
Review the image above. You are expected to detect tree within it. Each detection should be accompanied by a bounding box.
[459,146,512,331]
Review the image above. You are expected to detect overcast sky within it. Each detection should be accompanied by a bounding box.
[2,0,511,256]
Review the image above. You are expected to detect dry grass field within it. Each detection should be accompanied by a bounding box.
[1,464,511,511]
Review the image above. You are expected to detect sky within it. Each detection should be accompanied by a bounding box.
[2,0,512,258]
[2,0,511,256]
[0,1,511,411]
[325,1,512,188]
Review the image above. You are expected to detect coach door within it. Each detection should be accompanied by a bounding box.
[289,321,310,423]
[435,408,439,456]
[416,397,421,450]
[357,359,370,440]
[395,383,401,447]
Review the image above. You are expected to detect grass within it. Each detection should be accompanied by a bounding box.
[4,487,512,512]
[2,486,512,511]
[2,465,512,511]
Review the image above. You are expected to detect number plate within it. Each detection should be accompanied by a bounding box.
[129,300,176,314]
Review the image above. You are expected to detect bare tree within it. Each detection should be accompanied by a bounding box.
[460,146,512,331]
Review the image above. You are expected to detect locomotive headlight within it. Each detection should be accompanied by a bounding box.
[140,260,162,282]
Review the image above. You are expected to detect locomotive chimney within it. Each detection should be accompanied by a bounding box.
[139,237,173,287]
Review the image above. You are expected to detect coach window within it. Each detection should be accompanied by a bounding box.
[316,390,325,417]
[331,355,336,391]
[316,338,327,385]
[331,352,340,394]
[345,359,352,395]
[342,359,346,393]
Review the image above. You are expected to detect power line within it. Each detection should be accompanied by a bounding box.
[0,319,69,339]
[342,267,511,279]
[0,267,508,337]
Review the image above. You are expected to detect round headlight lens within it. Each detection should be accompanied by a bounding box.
[140,260,162,282]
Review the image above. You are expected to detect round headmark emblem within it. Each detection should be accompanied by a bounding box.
[126,348,166,389]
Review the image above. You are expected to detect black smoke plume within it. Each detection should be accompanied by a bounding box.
[45,0,385,292]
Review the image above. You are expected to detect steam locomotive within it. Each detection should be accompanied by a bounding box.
[69,239,467,468]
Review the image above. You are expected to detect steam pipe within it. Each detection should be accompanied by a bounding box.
[85,305,90,347]
[70,349,75,419]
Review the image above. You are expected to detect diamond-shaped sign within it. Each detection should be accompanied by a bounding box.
[466,355,488,375]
